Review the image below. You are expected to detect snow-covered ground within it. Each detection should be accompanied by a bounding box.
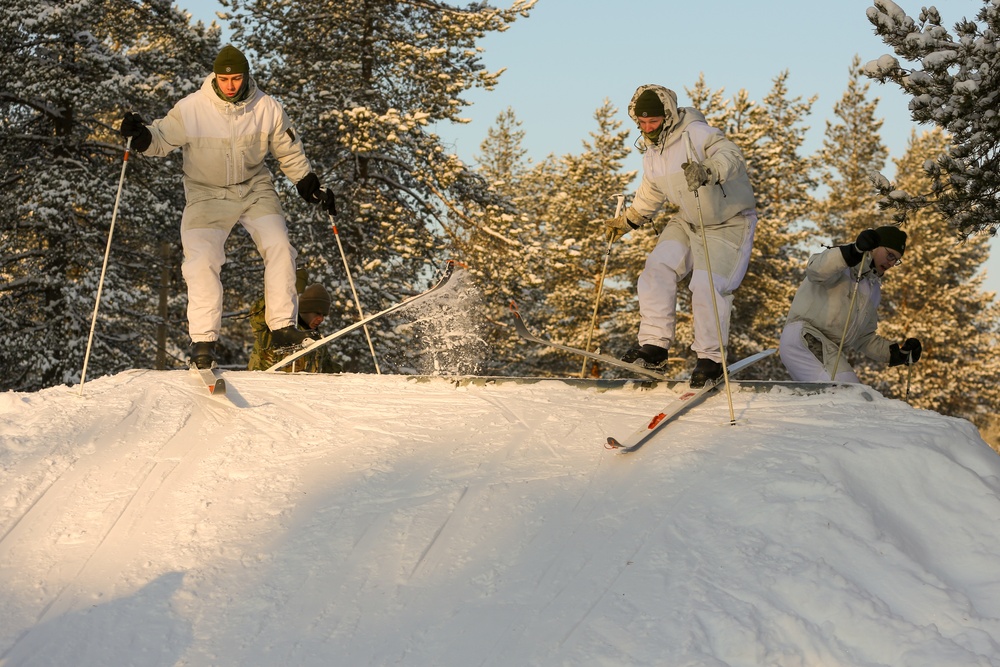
[2,369,1000,666]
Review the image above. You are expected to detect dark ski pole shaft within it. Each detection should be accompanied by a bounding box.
[831,250,868,381]
[581,193,624,378]
[905,350,913,400]
[79,136,132,396]
[683,132,735,424]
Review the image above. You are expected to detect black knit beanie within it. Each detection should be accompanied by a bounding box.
[214,45,249,76]
[875,226,907,255]
[634,90,665,118]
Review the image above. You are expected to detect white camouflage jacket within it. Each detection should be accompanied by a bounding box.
[785,245,894,373]
[143,74,312,203]
[625,84,756,228]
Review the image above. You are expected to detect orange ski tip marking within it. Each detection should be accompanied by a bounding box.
[647,412,667,430]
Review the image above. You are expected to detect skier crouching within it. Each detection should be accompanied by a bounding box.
[247,270,340,373]
[780,226,922,382]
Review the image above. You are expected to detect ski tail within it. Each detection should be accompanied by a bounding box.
[266,261,463,372]
[510,301,671,381]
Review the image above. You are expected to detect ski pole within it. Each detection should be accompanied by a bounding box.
[324,194,380,374]
[831,251,868,381]
[683,132,735,424]
[581,193,624,378]
[904,349,913,400]
[79,136,132,396]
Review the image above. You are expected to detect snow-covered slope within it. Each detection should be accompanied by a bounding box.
[2,370,1000,666]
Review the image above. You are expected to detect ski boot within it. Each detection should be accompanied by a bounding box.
[190,341,217,370]
[689,358,723,388]
[621,344,670,371]
[270,325,319,348]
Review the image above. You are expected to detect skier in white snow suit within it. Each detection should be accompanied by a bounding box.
[780,226,922,383]
[603,84,758,387]
[118,44,336,369]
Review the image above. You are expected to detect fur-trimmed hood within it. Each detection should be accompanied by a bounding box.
[628,84,679,127]
[627,84,706,153]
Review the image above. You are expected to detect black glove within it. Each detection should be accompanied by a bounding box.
[118,112,152,152]
[854,228,881,253]
[901,337,922,363]
[296,172,321,203]
[889,337,922,366]
[320,188,336,215]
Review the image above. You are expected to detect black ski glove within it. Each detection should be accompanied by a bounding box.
[118,112,152,152]
[296,172,322,203]
[854,228,881,253]
[889,337,922,366]
[319,188,336,215]
[901,337,922,363]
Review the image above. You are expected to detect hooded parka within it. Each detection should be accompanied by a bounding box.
[622,84,758,363]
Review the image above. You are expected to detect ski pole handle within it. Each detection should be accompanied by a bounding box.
[317,188,336,216]
[612,193,625,217]
[683,131,696,163]
[682,132,702,198]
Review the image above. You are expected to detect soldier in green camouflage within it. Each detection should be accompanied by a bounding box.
[247,271,341,373]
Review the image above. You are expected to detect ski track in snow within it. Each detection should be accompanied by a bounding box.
[1,371,1000,666]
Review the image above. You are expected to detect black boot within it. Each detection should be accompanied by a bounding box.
[270,325,319,348]
[690,357,723,388]
[621,343,670,370]
[190,341,216,370]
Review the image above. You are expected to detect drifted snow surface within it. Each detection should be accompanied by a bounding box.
[2,370,1000,666]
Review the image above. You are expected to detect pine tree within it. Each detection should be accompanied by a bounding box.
[813,56,893,245]
[477,107,531,189]
[861,129,1000,430]
[495,152,567,375]
[0,0,220,391]
[524,99,642,377]
[223,0,535,374]
[464,107,548,375]
[866,0,1000,237]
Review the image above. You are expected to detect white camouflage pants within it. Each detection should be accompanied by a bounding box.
[637,209,756,362]
[779,320,861,383]
[181,185,298,343]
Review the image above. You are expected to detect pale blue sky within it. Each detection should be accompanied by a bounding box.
[180,0,998,294]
